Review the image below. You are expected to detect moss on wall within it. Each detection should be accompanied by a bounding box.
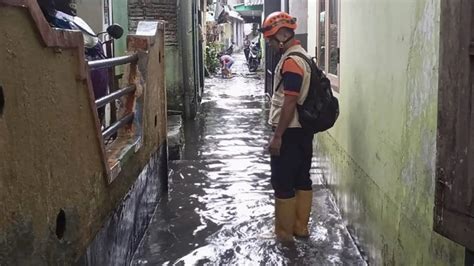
[165,45,184,111]
[313,0,465,264]
[0,6,167,264]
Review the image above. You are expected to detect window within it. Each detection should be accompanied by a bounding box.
[316,0,340,91]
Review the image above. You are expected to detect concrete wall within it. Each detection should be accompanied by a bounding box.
[0,3,167,264]
[311,0,465,264]
[128,0,204,118]
[178,0,200,119]
[129,0,183,112]
[289,0,307,49]
[164,46,184,111]
[80,30,168,265]
[76,0,105,33]
[290,0,307,35]
[281,0,288,12]
[221,22,233,47]
[1,6,103,264]
[231,19,245,49]
[307,1,317,56]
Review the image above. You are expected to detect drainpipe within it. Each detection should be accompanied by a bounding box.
[178,0,196,119]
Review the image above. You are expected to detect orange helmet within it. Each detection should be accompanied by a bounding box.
[261,12,297,39]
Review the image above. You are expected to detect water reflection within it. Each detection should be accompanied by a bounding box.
[132,54,365,265]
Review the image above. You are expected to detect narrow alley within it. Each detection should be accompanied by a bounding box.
[131,54,365,265]
[3,1,474,264]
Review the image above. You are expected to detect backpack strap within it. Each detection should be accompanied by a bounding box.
[275,76,284,92]
[286,52,319,76]
[285,51,334,97]
[274,57,292,92]
[274,51,318,92]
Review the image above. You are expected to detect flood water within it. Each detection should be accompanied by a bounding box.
[131,53,366,265]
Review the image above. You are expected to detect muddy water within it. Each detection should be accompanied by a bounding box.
[131,53,365,265]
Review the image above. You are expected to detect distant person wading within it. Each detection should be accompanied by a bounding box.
[220,54,234,79]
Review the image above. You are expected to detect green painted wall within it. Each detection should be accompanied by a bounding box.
[112,0,129,57]
[314,0,465,264]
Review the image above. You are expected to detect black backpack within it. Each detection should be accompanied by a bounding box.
[276,52,339,134]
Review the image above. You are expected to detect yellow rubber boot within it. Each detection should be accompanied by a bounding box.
[275,197,296,241]
[294,190,313,237]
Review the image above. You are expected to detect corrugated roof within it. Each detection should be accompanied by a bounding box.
[244,0,263,5]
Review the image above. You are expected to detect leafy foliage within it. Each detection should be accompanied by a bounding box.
[205,42,223,74]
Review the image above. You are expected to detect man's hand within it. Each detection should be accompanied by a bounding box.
[267,135,282,156]
[268,94,297,156]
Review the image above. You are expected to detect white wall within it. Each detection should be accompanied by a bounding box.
[307,1,317,56]
[232,20,245,49]
[244,23,253,35]
[76,0,105,34]
[233,21,238,45]
[281,0,287,12]
[290,0,308,35]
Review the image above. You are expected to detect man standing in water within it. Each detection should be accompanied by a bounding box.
[262,12,314,241]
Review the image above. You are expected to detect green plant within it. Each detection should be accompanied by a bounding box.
[205,42,222,74]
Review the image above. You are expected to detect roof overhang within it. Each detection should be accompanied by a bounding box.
[228,10,244,22]
[234,4,263,23]
[234,4,264,12]
[216,4,244,24]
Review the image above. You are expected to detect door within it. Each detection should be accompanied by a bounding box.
[434,0,474,251]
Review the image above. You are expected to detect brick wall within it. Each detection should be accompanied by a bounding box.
[128,0,178,46]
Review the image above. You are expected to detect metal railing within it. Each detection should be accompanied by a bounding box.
[102,112,134,139]
[89,54,139,70]
[88,53,139,141]
[95,85,136,109]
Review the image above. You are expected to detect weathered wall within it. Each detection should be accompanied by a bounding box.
[164,46,184,110]
[128,0,183,112]
[80,28,168,265]
[0,3,167,264]
[76,0,105,33]
[312,0,465,264]
[221,22,233,47]
[128,0,178,45]
[178,0,199,119]
[0,6,103,264]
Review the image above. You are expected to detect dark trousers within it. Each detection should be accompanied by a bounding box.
[270,128,314,199]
